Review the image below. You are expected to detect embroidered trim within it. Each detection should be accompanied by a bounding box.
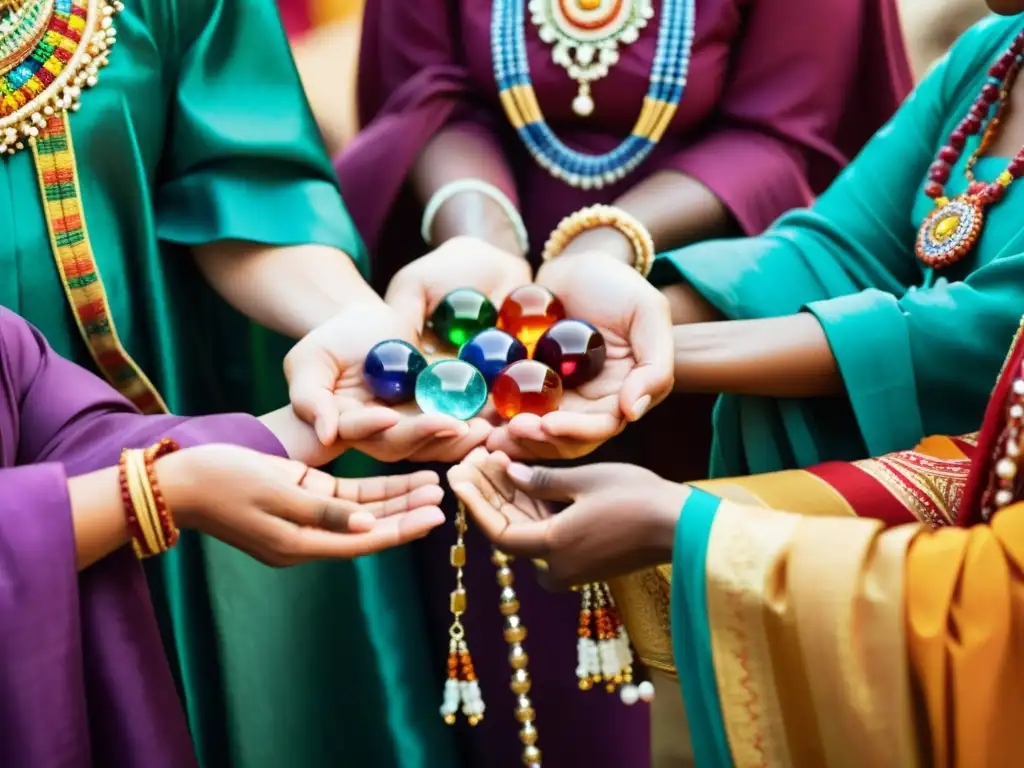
[33,111,167,413]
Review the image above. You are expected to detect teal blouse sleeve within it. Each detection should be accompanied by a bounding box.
[652,17,1024,468]
[152,0,367,271]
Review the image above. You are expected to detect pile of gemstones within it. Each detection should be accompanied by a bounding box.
[363,286,606,420]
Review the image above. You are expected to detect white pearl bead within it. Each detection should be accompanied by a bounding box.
[1013,380,1024,395]
[997,458,1017,479]
[619,684,640,706]
[638,681,655,702]
[1010,405,1023,420]
[996,489,1014,507]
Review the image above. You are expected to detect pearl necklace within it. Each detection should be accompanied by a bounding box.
[529,0,655,117]
[981,358,1024,521]
[492,0,696,189]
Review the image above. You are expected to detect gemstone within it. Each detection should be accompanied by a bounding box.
[933,215,960,241]
[415,359,488,420]
[497,285,567,355]
[362,339,427,404]
[458,328,528,387]
[430,288,498,349]
[492,360,563,419]
[533,319,606,388]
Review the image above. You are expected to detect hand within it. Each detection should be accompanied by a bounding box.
[488,252,674,460]
[160,445,446,566]
[285,300,487,461]
[384,236,533,334]
[448,449,686,588]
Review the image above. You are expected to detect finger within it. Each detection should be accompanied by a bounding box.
[266,484,375,533]
[446,461,509,511]
[406,417,492,462]
[450,481,549,559]
[335,470,441,503]
[384,280,428,335]
[360,483,446,519]
[285,344,345,445]
[503,462,600,502]
[291,506,446,559]
[621,298,675,420]
[337,406,402,442]
[477,453,518,502]
[537,411,623,442]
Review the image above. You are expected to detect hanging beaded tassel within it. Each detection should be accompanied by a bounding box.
[492,549,543,768]
[440,503,485,725]
[576,582,652,705]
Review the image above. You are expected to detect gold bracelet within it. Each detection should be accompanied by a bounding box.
[541,204,656,278]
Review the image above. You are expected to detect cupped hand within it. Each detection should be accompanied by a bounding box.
[285,300,487,461]
[448,449,686,588]
[384,236,533,334]
[161,445,446,566]
[488,253,674,460]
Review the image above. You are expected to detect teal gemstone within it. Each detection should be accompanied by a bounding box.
[430,288,498,348]
[415,360,488,420]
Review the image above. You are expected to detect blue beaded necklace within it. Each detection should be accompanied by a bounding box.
[491,0,696,189]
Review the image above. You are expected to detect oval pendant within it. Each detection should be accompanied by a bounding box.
[915,195,984,269]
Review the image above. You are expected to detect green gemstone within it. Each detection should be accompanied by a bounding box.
[430,288,498,348]
[415,360,488,420]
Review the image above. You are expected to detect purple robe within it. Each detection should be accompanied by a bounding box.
[0,308,287,767]
[335,3,912,766]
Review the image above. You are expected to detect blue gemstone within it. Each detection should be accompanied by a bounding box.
[415,360,488,420]
[362,340,427,405]
[458,328,528,387]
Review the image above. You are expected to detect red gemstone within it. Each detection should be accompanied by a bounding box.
[492,360,563,419]
[949,130,966,149]
[1009,159,1024,177]
[928,163,950,183]
[970,102,989,120]
[962,117,981,135]
[985,184,1005,202]
[1013,35,1024,54]
[924,181,944,199]
[533,319,607,388]
[938,146,959,165]
[982,83,1001,103]
[497,285,567,356]
[968,180,987,195]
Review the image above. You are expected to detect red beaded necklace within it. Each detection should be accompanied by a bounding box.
[916,31,1024,269]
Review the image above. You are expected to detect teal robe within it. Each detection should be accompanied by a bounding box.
[0,0,456,765]
[653,14,1024,478]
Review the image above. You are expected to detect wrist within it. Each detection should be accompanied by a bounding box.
[648,481,688,561]
[153,450,202,529]
[558,226,635,265]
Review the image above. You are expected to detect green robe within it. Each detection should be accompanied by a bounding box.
[0,0,456,765]
[652,14,1024,478]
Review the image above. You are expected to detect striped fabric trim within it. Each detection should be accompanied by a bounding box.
[33,111,167,414]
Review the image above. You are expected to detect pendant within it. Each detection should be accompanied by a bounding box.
[529,0,655,116]
[915,195,984,269]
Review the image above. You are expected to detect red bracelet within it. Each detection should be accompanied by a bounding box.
[118,448,149,558]
[119,438,180,558]
[144,438,180,549]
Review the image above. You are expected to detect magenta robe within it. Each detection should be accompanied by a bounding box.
[0,308,288,767]
[334,3,912,766]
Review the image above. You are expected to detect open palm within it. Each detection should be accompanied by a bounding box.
[487,253,673,460]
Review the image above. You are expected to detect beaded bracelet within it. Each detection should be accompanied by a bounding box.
[542,205,656,278]
[119,438,180,558]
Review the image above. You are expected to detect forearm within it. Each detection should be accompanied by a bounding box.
[560,170,739,263]
[673,313,843,397]
[258,406,346,467]
[412,124,525,255]
[193,240,382,339]
[68,466,129,570]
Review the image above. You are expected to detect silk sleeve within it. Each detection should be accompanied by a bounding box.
[2,310,286,474]
[152,0,366,268]
[661,0,875,234]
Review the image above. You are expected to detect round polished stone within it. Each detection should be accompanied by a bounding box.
[492,360,563,419]
[415,359,488,420]
[362,339,427,404]
[497,285,566,355]
[533,319,606,388]
[430,288,499,348]
[458,328,528,388]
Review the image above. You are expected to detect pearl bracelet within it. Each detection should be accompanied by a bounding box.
[421,179,530,255]
[541,205,655,278]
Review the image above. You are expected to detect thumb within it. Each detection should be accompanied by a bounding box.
[620,297,674,421]
[505,462,602,502]
[384,278,428,335]
[286,348,342,445]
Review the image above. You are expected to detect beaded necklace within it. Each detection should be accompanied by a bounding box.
[916,30,1024,268]
[981,356,1024,520]
[492,0,696,189]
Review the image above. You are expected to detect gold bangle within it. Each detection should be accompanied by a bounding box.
[125,450,162,556]
[541,204,656,278]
